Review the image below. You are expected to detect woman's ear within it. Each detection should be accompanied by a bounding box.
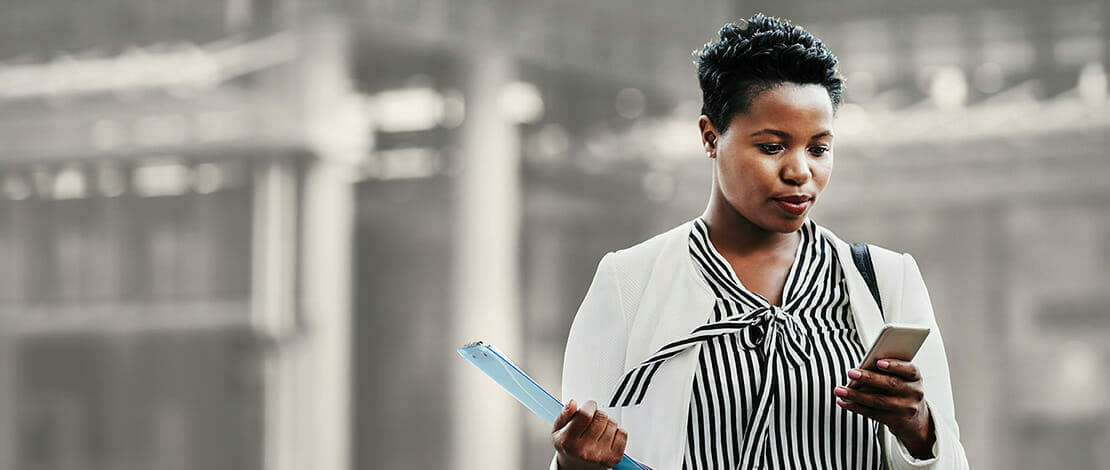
[698,115,718,158]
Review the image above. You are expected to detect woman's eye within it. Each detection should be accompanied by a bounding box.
[758,144,783,154]
[809,146,830,156]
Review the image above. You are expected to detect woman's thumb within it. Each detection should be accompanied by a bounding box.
[552,399,578,431]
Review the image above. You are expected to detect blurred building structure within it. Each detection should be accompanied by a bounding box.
[0,2,360,470]
[0,0,1106,470]
[348,2,731,469]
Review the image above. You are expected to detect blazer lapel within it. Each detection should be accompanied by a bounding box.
[621,219,715,469]
[623,219,715,369]
[817,225,887,348]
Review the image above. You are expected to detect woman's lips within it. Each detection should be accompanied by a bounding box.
[775,198,810,215]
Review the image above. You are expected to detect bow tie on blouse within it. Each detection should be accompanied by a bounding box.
[607,298,816,468]
[607,300,813,408]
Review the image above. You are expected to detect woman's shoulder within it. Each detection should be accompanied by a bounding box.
[813,220,908,259]
[814,221,928,294]
[603,218,695,269]
[590,219,698,320]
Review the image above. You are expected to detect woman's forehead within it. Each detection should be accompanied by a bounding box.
[728,98,834,137]
[730,84,835,136]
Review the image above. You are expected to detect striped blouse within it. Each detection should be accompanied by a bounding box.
[681,217,883,470]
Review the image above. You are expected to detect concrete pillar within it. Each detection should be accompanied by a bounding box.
[256,13,361,470]
[252,158,299,470]
[298,158,354,470]
[254,157,354,470]
[450,49,523,470]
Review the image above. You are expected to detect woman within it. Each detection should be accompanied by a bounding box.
[549,14,969,470]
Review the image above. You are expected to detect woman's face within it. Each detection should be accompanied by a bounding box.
[701,82,835,233]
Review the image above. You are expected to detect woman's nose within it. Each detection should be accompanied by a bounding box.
[780,149,811,186]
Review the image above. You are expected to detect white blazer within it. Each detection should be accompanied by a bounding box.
[551,218,969,470]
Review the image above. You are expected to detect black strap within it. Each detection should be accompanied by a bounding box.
[850,243,884,319]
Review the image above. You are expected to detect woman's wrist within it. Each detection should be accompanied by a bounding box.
[556,453,604,470]
[894,411,937,460]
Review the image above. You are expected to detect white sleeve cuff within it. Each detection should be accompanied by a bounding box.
[891,430,939,467]
[886,401,941,468]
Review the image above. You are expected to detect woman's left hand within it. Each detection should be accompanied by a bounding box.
[833,359,936,459]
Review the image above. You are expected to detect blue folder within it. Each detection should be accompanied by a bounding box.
[457,341,652,470]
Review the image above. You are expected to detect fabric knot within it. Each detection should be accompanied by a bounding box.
[606,302,812,408]
[734,302,812,367]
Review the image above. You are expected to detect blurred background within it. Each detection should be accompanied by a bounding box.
[0,0,1106,469]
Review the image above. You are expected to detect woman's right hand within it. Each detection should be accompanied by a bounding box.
[551,399,628,470]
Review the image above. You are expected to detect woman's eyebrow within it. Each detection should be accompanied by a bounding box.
[749,129,834,139]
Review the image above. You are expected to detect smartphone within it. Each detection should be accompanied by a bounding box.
[848,323,930,389]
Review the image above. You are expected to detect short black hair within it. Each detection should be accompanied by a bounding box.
[697,13,844,132]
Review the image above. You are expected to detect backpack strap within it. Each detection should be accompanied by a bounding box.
[850,242,884,319]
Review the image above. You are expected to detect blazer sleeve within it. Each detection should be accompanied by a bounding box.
[885,253,970,470]
[550,252,631,470]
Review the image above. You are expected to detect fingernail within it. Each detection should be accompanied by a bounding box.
[877,360,890,369]
[847,369,861,379]
[834,387,848,397]
[568,399,575,408]
[836,399,848,407]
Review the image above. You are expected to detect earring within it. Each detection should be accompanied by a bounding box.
[706,152,713,158]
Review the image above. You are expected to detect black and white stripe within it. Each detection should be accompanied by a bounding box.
[683,217,883,469]
[605,217,882,469]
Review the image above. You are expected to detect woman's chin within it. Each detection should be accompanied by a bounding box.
[760,215,807,233]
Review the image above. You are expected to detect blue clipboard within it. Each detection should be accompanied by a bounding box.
[457,341,653,470]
